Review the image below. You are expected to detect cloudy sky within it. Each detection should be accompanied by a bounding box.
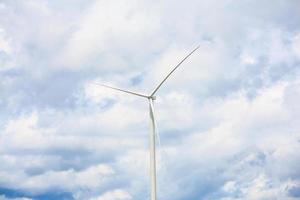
[1,0,300,199]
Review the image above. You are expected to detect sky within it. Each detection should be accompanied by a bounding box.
[0,0,300,199]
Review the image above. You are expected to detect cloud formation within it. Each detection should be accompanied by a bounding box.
[0,0,300,199]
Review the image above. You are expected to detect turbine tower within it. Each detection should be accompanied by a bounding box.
[94,46,199,200]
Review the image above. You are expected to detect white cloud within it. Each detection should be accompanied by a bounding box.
[292,32,300,59]
[240,53,257,65]
[0,29,12,55]
[21,164,114,192]
[90,189,132,200]
[0,196,32,200]
[60,0,161,69]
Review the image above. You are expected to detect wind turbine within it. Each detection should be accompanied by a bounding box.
[94,46,200,200]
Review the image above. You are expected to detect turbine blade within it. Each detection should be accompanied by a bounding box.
[150,45,200,96]
[93,83,149,98]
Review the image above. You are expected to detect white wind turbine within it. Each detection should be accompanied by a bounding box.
[94,46,200,200]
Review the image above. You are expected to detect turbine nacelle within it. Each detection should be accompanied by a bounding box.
[149,96,156,100]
